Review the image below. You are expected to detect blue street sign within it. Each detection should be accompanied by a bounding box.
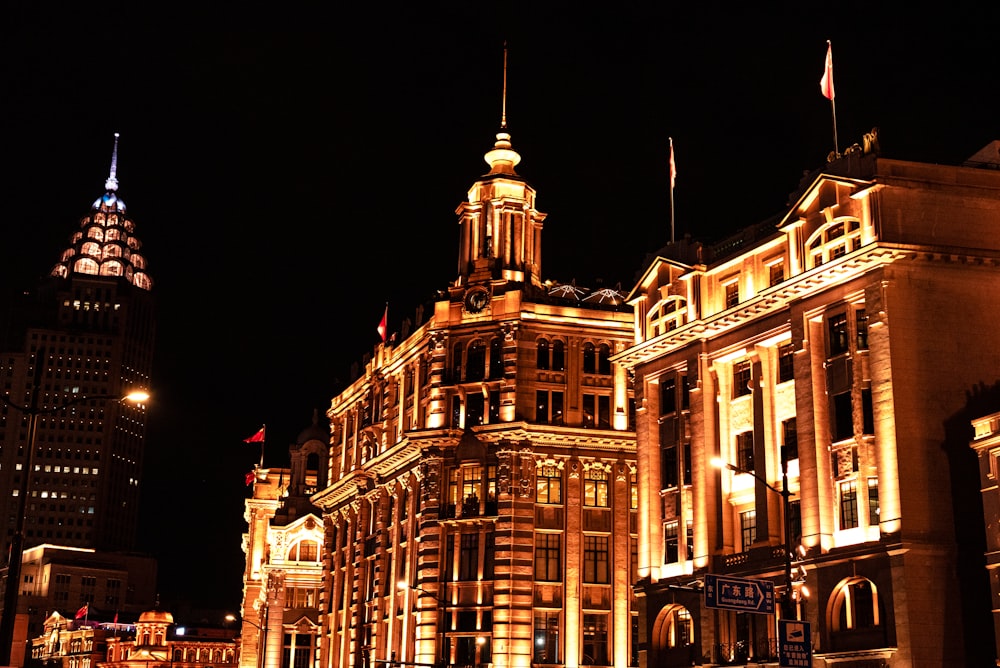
[704,574,775,614]
[778,619,812,667]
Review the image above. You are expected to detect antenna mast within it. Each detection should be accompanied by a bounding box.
[501,42,508,130]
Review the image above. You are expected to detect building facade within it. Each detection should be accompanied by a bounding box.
[617,139,999,666]
[0,135,155,665]
[310,117,638,668]
[28,607,237,668]
[239,417,328,668]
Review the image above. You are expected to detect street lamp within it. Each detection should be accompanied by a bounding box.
[0,349,149,666]
[226,613,266,668]
[397,581,445,667]
[712,446,795,620]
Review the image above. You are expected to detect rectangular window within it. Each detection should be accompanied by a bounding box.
[664,521,679,563]
[725,281,740,309]
[828,312,849,357]
[862,388,874,435]
[740,510,757,550]
[535,390,565,425]
[733,360,752,398]
[769,261,785,287]
[630,472,638,510]
[840,480,859,529]
[583,535,610,584]
[582,614,609,666]
[867,477,880,526]
[782,418,798,461]
[832,392,853,441]
[778,342,795,383]
[584,468,609,507]
[457,533,478,581]
[789,500,802,545]
[737,431,754,473]
[660,377,676,415]
[662,441,678,489]
[533,611,561,663]
[534,533,561,582]
[855,308,869,350]
[537,465,562,504]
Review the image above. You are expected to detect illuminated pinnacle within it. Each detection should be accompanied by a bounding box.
[105,132,120,192]
[501,41,508,130]
[484,43,520,175]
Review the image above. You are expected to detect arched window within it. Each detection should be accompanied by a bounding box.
[597,344,611,375]
[648,297,687,337]
[537,338,550,370]
[452,342,463,381]
[73,258,99,275]
[289,539,319,562]
[86,227,104,240]
[100,260,123,277]
[466,340,486,381]
[489,337,503,379]
[551,340,565,371]
[652,604,693,650]
[829,576,886,651]
[806,219,862,269]
[81,242,101,257]
[583,342,596,374]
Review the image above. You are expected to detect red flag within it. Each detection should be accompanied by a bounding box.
[245,470,255,486]
[820,41,835,100]
[243,426,265,443]
[75,603,89,619]
[113,611,119,624]
[668,138,677,189]
[377,305,388,342]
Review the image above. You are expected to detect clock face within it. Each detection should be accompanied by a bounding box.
[465,288,490,313]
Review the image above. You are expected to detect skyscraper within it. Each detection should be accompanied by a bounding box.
[0,134,154,662]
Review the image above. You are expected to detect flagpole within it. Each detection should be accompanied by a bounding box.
[259,424,265,468]
[822,40,839,157]
[669,137,676,243]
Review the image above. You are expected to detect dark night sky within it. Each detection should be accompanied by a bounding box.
[0,2,998,614]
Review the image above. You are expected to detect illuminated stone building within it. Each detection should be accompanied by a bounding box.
[0,135,154,664]
[27,607,237,668]
[239,417,328,668]
[617,139,999,667]
[311,113,637,667]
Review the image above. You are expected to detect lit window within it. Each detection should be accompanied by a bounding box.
[733,360,752,398]
[839,480,859,529]
[536,465,562,504]
[724,280,739,308]
[583,467,610,507]
[740,510,757,550]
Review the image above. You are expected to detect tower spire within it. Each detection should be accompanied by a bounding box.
[105,132,120,192]
[501,41,508,130]
[484,44,520,175]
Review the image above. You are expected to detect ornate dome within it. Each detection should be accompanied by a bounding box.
[138,609,174,624]
[49,133,153,291]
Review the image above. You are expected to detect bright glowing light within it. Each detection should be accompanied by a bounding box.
[124,390,150,403]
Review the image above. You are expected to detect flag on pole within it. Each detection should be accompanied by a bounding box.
[243,426,266,443]
[669,137,677,189]
[245,470,256,486]
[113,611,119,624]
[377,304,388,342]
[820,41,835,100]
[75,603,89,619]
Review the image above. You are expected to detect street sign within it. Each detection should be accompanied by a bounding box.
[778,619,812,667]
[704,573,775,614]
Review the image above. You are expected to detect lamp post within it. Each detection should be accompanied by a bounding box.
[397,581,444,667]
[712,446,795,621]
[0,346,149,666]
[225,613,266,668]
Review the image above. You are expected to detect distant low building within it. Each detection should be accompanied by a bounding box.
[27,607,237,668]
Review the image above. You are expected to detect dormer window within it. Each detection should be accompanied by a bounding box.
[648,297,687,337]
[807,219,862,269]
